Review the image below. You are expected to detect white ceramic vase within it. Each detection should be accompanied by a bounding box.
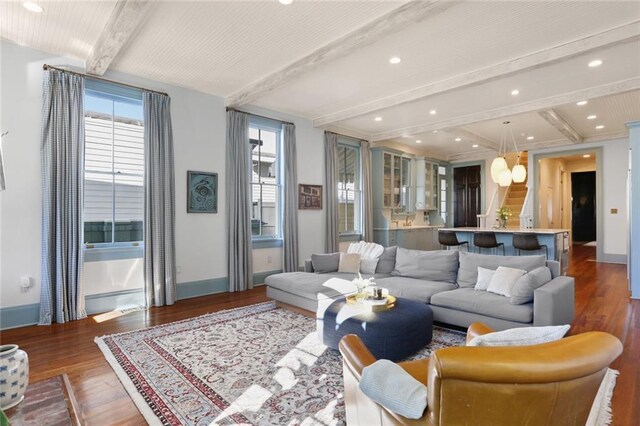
[0,344,29,410]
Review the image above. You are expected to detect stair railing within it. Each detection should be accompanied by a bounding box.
[519,186,533,229]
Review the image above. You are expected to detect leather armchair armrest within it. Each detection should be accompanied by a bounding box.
[339,334,377,380]
[465,322,494,345]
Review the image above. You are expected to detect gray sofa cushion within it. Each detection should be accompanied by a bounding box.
[391,248,458,283]
[510,266,552,305]
[311,253,340,273]
[457,251,546,288]
[265,272,390,301]
[376,246,397,274]
[430,288,533,323]
[376,277,457,304]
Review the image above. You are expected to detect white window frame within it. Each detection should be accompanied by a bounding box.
[83,80,144,260]
[249,117,283,244]
[337,140,362,237]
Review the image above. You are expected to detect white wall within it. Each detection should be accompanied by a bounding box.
[527,138,629,256]
[0,42,324,309]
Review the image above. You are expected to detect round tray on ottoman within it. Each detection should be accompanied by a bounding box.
[318,296,433,361]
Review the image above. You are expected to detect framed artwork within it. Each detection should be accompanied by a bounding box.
[298,184,322,210]
[187,171,217,213]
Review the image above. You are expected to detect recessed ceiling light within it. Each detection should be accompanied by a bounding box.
[23,1,43,12]
[389,56,401,64]
[583,154,591,158]
[429,109,437,115]
[511,89,520,96]
[587,115,597,120]
[416,140,422,144]
[374,116,382,122]
[576,100,588,106]
[588,59,603,68]
[526,136,535,140]
[454,137,462,142]
[433,130,438,133]
[595,125,605,129]
[472,144,479,148]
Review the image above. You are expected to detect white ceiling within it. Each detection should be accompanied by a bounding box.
[1,0,639,161]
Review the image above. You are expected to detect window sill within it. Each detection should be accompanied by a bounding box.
[84,245,144,262]
[339,233,362,242]
[252,239,283,249]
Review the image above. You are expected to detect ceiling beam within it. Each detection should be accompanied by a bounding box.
[371,77,640,141]
[86,0,153,76]
[314,20,640,127]
[225,0,453,107]
[538,109,584,144]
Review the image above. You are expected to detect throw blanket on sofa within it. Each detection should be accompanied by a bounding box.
[348,242,384,259]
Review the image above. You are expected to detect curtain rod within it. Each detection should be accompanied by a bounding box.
[325,130,368,143]
[226,107,294,126]
[42,64,169,97]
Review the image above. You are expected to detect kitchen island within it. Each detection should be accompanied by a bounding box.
[440,227,570,274]
[373,225,444,251]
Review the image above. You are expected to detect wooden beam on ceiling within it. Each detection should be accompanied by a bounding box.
[85,0,153,76]
[314,21,640,127]
[538,109,584,144]
[371,77,640,142]
[225,0,453,107]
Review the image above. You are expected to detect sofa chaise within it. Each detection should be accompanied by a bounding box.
[265,247,574,330]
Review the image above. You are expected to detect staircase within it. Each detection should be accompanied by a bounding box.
[503,152,528,228]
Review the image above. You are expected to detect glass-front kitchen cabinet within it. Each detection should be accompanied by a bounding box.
[416,159,440,210]
[380,150,413,212]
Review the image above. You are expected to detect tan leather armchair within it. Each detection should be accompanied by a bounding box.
[339,323,622,426]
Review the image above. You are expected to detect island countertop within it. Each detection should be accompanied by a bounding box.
[440,227,570,235]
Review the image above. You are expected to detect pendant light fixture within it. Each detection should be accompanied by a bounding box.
[490,121,527,187]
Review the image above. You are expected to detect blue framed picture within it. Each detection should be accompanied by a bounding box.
[187,171,217,213]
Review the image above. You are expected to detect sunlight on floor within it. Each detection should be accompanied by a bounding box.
[92,305,145,323]
[213,384,273,423]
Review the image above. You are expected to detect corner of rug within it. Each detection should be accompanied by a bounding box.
[586,368,619,426]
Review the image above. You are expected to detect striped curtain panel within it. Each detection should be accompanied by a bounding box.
[324,132,339,253]
[282,123,299,272]
[39,70,86,325]
[361,140,374,242]
[143,92,177,307]
[226,110,253,292]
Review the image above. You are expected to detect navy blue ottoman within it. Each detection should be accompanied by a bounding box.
[318,297,433,361]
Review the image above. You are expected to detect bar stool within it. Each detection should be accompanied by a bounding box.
[438,230,469,251]
[513,233,548,259]
[473,232,505,255]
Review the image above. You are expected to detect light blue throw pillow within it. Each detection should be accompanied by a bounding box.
[359,359,428,419]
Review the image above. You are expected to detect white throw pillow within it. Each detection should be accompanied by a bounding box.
[486,266,527,297]
[348,242,384,274]
[474,266,496,291]
[359,359,428,419]
[467,325,571,347]
[338,253,361,273]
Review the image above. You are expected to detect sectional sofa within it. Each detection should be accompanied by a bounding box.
[265,247,575,330]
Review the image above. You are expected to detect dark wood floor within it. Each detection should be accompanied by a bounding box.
[1,245,638,425]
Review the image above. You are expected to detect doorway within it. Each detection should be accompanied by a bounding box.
[453,165,481,227]
[571,171,596,243]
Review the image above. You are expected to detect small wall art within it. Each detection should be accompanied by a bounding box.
[187,171,217,213]
[298,184,322,210]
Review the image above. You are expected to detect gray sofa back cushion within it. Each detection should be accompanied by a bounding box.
[391,248,459,283]
[457,251,546,288]
[376,246,398,274]
[311,253,340,273]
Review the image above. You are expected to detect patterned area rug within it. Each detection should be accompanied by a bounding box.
[95,301,466,425]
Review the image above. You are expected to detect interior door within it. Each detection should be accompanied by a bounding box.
[454,165,481,227]
[571,171,596,242]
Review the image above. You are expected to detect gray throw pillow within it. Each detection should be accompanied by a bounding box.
[375,246,398,274]
[359,359,428,419]
[510,266,553,305]
[310,253,340,273]
[391,248,458,283]
[457,251,546,288]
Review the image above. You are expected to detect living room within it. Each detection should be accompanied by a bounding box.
[0,1,639,425]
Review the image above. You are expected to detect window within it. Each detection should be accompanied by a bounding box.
[250,124,282,240]
[83,84,144,248]
[337,143,361,234]
[439,166,447,223]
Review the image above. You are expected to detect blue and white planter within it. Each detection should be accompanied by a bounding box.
[0,344,29,410]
